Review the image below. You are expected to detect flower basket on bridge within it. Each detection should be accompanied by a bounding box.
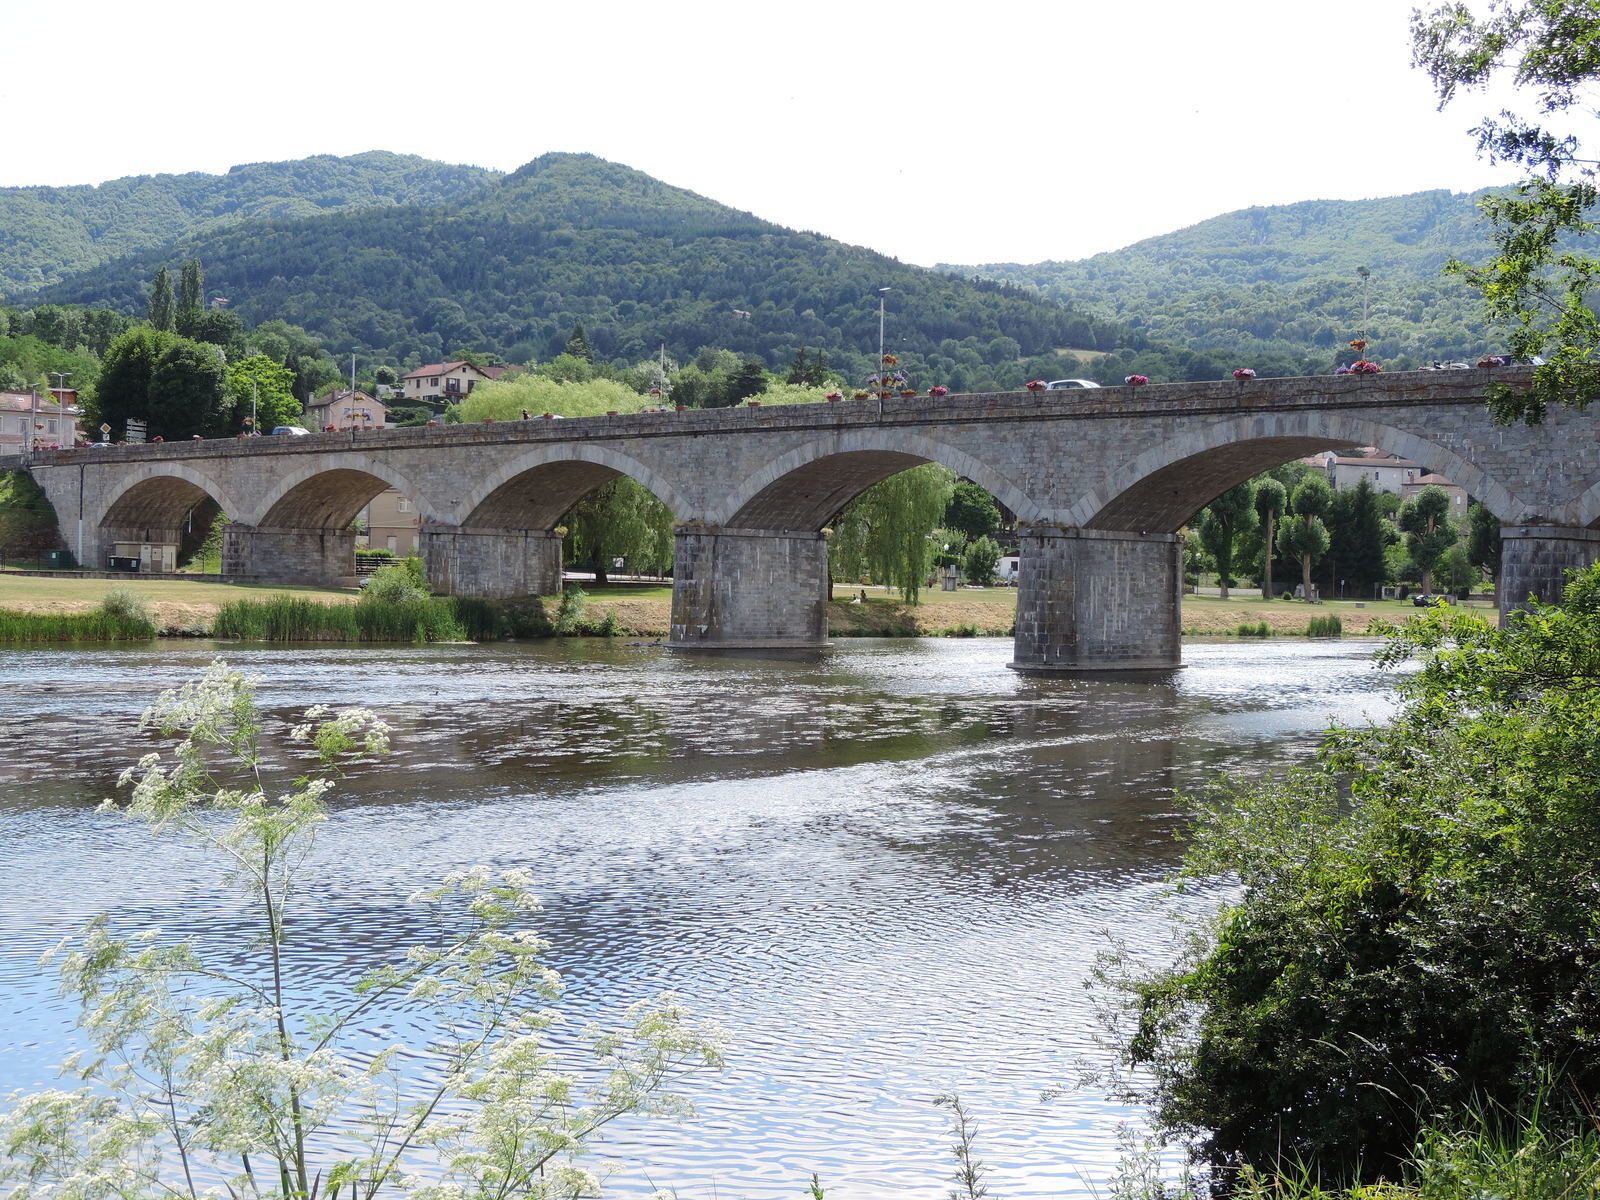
[899,388,917,398]
[1125,375,1149,386]
[929,385,949,397]
[1026,380,1047,391]
[1233,368,1257,380]
[1349,360,1382,374]
[826,391,844,402]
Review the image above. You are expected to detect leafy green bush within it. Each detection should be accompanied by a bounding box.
[1112,563,1600,1182]
[98,587,153,626]
[1235,621,1271,637]
[361,557,429,603]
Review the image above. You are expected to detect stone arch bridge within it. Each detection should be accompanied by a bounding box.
[9,368,1597,671]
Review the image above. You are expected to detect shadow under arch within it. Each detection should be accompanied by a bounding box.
[254,456,433,530]
[715,431,1037,530]
[96,465,241,533]
[459,444,694,529]
[1068,414,1522,532]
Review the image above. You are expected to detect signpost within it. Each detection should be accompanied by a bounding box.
[125,419,146,445]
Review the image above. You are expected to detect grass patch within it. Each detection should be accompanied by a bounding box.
[1307,614,1344,638]
[1235,621,1272,638]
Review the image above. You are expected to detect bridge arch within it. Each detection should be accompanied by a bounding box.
[1067,411,1524,531]
[252,455,435,529]
[458,443,695,528]
[94,463,242,533]
[714,431,1037,529]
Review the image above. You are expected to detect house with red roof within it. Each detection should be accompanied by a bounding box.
[400,361,504,405]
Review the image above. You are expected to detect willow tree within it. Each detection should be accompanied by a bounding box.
[563,477,675,583]
[829,464,956,603]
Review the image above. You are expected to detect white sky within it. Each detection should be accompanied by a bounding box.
[1,0,1523,267]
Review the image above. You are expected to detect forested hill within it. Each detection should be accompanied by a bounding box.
[20,153,1126,391]
[0,152,500,295]
[946,189,1506,373]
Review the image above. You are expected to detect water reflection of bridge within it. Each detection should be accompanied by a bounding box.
[11,368,1598,671]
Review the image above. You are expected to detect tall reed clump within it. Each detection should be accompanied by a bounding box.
[1307,614,1343,638]
[212,593,464,643]
[1235,621,1272,638]
[0,588,159,643]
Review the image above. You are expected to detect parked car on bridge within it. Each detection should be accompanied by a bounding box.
[1045,379,1101,389]
[271,426,311,436]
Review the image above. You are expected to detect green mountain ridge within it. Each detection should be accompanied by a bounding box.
[18,152,1125,391]
[945,188,1506,369]
[0,151,500,295]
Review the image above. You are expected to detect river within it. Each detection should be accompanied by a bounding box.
[0,637,1402,1197]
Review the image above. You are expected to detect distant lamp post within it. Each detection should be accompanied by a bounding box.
[50,371,72,442]
[1356,266,1371,342]
[877,287,891,368]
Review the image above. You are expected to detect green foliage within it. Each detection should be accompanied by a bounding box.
[962,535,1002,586]
[225,352,299,434]
[560,476,675,582]
[1319,478,1392,597]
[1252,478,1289,599]
[1197,481,1257,598]
[361,557,430,603]
[0,151,498,295]
[553,584,588,635]
[98,587,153,626]
[1306,613,1342,637]
[146,266,174,332]
[1113,565,1600,1180]
[25,153,1126,392]
[829,464,957,604]
[147,336,228,439]
[0,661,724,1198]
[1467,502,1502,582]
[944,481,1003,541]
[1399,485,1458,594]
[0,469,62,553]
[1413,1,1600,422]
[1235,621,1272,638]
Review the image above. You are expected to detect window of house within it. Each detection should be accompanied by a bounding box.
[397,498,413,513]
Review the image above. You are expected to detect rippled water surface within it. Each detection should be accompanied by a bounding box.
[0,638,1401,1196]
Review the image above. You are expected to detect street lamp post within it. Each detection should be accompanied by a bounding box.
[877,287,891,368]
[49,372,72,432]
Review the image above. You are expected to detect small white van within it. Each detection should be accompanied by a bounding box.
[997,556,1020,584]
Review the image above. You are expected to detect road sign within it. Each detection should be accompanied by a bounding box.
[100,423,110,434]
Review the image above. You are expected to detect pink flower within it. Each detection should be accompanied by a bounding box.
[1233,368,1257,380]
[1125,374,1149,386]
[1025,379,1047,390]
[928,385,949,396]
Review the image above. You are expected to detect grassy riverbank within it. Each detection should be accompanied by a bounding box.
[0,571,1482,639]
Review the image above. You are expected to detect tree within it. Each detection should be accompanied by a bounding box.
[1321,478,1391,598]
[829,465,956,603]
[962,535,1002,586]
[177,257,204,332]
[1196,481,1256,599]
[728,358,769,405]
[1467,501,1503,588]
[562,476,675,583]
[0,661,725,1198]
[784,347,831,387]
[1279,475,1332,600]
[226,354,301,434]
[563,322,593,361]
[1412,1,1600,422]
[146,266,175,332]
[944,480,1003,542]
[91,325,180,439]
[1398,484,1457,595]
[1112,566,1600,1180]
[147,339,229,439]
[1253,478,1287,599]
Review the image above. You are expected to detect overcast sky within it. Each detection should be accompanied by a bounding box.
[2,0,1522,267]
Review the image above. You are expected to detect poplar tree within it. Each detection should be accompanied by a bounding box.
[146,266,175,332]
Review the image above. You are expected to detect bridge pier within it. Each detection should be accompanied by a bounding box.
[669,526,830,649]
[1009,527,1183,672]
[419,526,563,598]
[1499,525,1600,614]
[222,524,357,587]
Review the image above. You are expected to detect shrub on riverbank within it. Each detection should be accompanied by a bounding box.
[1108,563,1600,1185]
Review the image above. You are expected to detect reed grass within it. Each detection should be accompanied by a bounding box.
[212,593,465,643]
[1307,614,1344,638]
[0,592,158,643]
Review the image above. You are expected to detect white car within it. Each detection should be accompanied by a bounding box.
[1046,379,1101,389]
[271,426,311,436]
